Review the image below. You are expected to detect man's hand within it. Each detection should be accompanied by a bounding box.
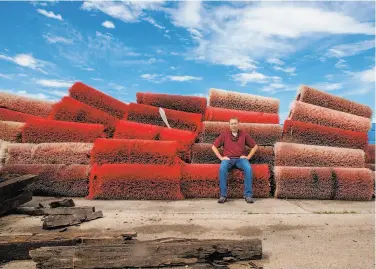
[221,156,230,161]
[240,155,249,160]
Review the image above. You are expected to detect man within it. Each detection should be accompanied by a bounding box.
[211,117,258,204]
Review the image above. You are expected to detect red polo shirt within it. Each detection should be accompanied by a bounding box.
[213,130,257,158]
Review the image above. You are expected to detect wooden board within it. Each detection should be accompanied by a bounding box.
[0,190,32,215]
[49,199,75,208]
[0,232,136,261]
[0,174,36,202]
[42,211,103,229]
[14,206,95,216]
[30,239,262,268]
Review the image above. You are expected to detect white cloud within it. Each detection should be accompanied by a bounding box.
[358,66,375,83]
[143,17,165,29]
[0,53,50,74]
[335,59,349,69]
[171,1,202,29]
[267,58,284,65]
[102,21,115,29]
[156,49,164,54]
[316,67,375,97]
[37,9,63,21]
[108,82,125,90]
[232,71,281,86]
[81,1,164,23]
[273,66,297,75]
[140,73,202,83]
[81,67,95,71]
[168,2,374,70]
[50,25,141,68]
[325,74,334,80]
[326,40,374,58]
[310,83,343,91]
[43,34,73,44]
[167,75,202,82]
[140,73,160,81]
[261,83,295,93]
[91,77,103,81]
[170,52,179,56]
[36,79,73,88]
[0,73,13,79]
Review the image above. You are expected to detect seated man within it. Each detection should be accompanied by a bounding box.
[211,117,258,204]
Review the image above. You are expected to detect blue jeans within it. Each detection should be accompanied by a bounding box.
[219,158,253,198]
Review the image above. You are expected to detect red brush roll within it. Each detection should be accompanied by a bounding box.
[88,164,183,200]
[281,120,368,149]
[69,82,128,119]
[205,106,279,124]
[22,119,105,143]
[181,164,270,198]
[90,139,180,165]
[275,142,365,168]
[0,164,89,197]
[297,85,372,118]
[49,97,118,136]
[137,92,207,114]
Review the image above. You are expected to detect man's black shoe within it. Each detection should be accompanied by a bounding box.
[245,197,254,203]
[218,196,227,203]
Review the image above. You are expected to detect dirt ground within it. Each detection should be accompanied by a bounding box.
[1,197,375,269]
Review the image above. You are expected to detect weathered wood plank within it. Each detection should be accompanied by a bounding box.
[14,206,95,216]
[42,215,81,230]
[30,239,262,268]
[0,190,32,215]
[49,199,75,208]
[0,232,135,261]
[0,174,36,202]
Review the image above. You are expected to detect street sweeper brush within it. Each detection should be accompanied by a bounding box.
[113,120,160,140]
[204,106,279,123]
[22,119,105,143]
[288,101,371,132]
[136,92,207,114]
[49,97,118,137]
[0,91,53,118]
[199,121,282,145]
[113,121,197,163]
[209,88,279,114]
[0,108,43,123]
[365,144,375,164]
[275,167,373,200]
[0,121,24,142]
[366,164,375,171]
[5,143,92,165]
[281,120,368,149]
[69,82,128,119]
[181,164,270,198]
[274,142,365,167]
[297,85,373,118]
[274,166,334,199]
[126,103,202,131]
[0,164,89,197]
[191,143,274,165]
[90,139,180,166]
[332,168,374,201]
[88,164,183,200]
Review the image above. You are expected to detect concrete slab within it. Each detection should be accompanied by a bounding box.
[1,197,375,269]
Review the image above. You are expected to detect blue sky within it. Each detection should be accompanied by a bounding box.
[0,1,375,123]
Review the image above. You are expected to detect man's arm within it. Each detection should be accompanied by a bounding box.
[244,145,258,160]
[212,145,229,161]
[241,134,258,160]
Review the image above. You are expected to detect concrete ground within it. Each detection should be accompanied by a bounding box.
[0,197,375,269]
